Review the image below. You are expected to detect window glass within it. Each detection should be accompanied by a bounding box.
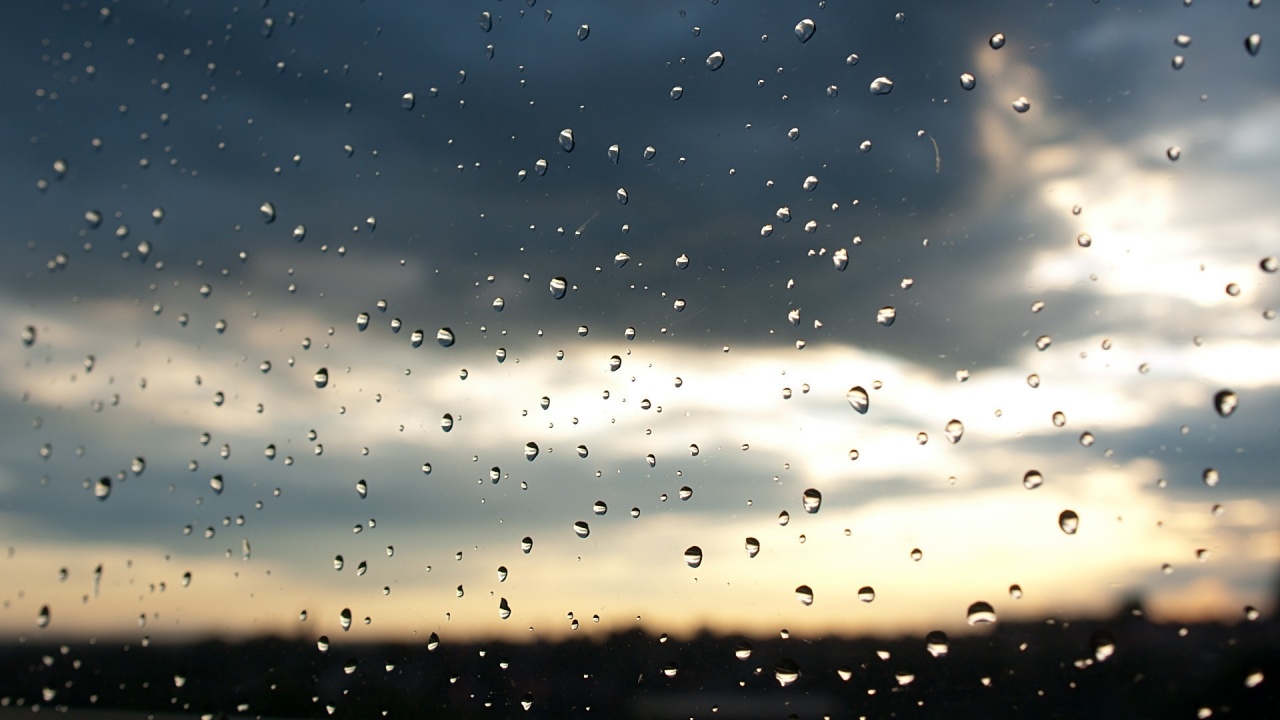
[3,0,1278,716]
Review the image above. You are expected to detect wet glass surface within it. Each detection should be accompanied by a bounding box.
[2,0,1279,717]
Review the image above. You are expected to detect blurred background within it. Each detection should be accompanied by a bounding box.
[2,0,1278,716]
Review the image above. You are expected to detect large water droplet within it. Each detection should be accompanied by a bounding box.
[94,477,111,500]
[795,585,814,606]
[774,659,801,687]
[524,442,539,461]
[1245,33,1262,56]
[478,11,492,32]
[858,586,876,603]
[734,641,753,660]
[745,537,760,558]
[960,72,976,90]
[1214,389,1238,417]
[440,413,454,432]
[794,18,816,43]
[1012,96,1031,113]
[356,479,368,498]
[989,33,1006,49]
[966,601,997,625]
[802,488,822,513]
[573,521,590,538]
[684,546,703,568]
[846,386,869,414]
[356,312,370,331]
[410,329,425,347]
[577,24,590,41]
[401,92,415,110]
[339,608,352,631]
[437,328,455,347]
[877,306,897,326]
[1023,470,1044,490]
[21,326,36,346]
[869,77,894,95]
[559,128,575,152]
[1203,468,1220,487]
[944,419,964,444]
[616,187,629,205]
[259,201,276,223]
[314,368,329,388]
[1058,510,1080,535]
[706,51,724,71]
[499,598,512,620]
[549,277,568,299]
[832,247,848,271]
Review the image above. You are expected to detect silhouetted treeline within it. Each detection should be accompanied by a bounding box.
[1,607,1277,719]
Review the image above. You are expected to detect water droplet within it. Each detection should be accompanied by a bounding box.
[440,414,454,432]
[926,630,949,657]
[1245,605,1260,621]
[401,92,415,110]
[802,489,822,513]
[437,328,455,347]
[592,500,607,516]
[661,663,678,678]
[960,72,976,90]
[1091,630,1116,662]
[910,548,923,561]
[614,252,630,268]
[966,601,997,625]
[820,248,846,273]
[1058,510,1080,535]
[339,608,352,631]
[314,368,329,388]
[573,521,590,538]
[1076,232,1093,248]
[427,632,440,651]
[795,585,814,606]
[492,297,505,311]
[549,277,568,299]
[577,24,590,41]
[1245,34,1262,56]
[734,641,753,660]
[317,636,330,652]
[857,586,876,603]
[524,442,539,461]
[499,598,512,620]
[259,201,276,223]
[944,419,964,444]
[609,355,622,371]
[684,546,703,568]
[1027,374,1041,388]
[1214,390,1238,417]
[356,312,370,331]
[869,77,894,95]
[94,477,111,500]
[802,175,819,192]
[745,537,760,558]
[1203,468,1220,487]
[1020,470,1045,490]
[668,86,683,100]
[1167,146,1182,161]
[36,605,50,629]
[1012,96,1031,113]
[989,33,1006,49]
[292,225,306,242]
[675,254,690,269]
[774,659,801,687]
[558,128,575,152]
[876,306,897,326]
[794,18,816,43]
[356,479,368,498]
[706,51,724,70]
[846,386,869,414]
[409,330,425,348]
[21,326,37,346]
[1035,335,1052,351]
[679,486,693,501]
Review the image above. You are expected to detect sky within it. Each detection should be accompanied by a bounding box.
[1,0,1279,646]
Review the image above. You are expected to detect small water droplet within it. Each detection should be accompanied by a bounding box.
[944,419,964,444]
[437,328,455,347]
[1245,34,1262,56]
[1012,96,1031,113]
[1167,146,1182,161]
[94,477,111,500]
[960,72,976,90]
[339,608,352,631]
[440,414,454,432]
[734,641,753,660]
[679,486,693,501]
[832,247,848,271]
[314,368,329,388]
[573,521,590,538]
[858,586,875,603]
[1214,390,1238,417]
[401,92,415,110]
[926,630,949,657]
[1077,233,1093,248]
[559,128,575,152]
[668,86,683,100]
[1203,468,1220,487]
[1058,510,1080,535]
[745,537,760,558]
[876,306,897,326]
[846,386,869,414]
[577,24,590,41]
[989,33,1006,49]
[794,18,816,43]
[774,659,801,687]
[1091,629,1116,661]
[355,479,368,499]
[1035,335,1052,351]
[706,51,725,70]
[609,355,622,371]
[795,585,814,606]
[21,326,36,347]
[1022,470,1044,490]
[910,548,923,561]
[259,201,276,223]
[684,546,703,568]
[524,442,539,461]
[499,598,512,620]
[869,77,894,95]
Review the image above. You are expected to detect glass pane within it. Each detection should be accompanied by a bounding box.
[3,0,1277,716]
